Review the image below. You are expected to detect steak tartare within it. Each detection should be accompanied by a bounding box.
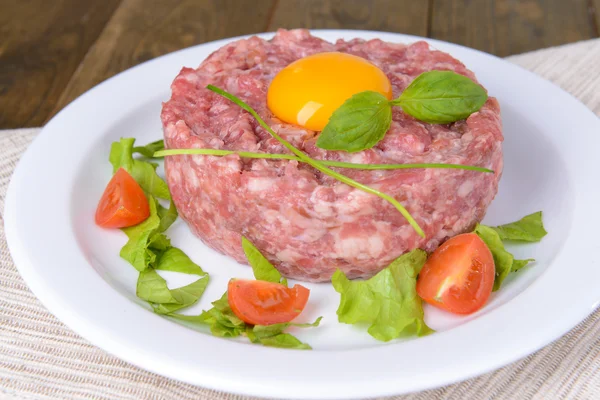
[161,29,503,282]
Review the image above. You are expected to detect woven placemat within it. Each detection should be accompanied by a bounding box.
[1,39,599,400]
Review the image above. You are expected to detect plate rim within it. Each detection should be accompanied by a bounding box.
[5,29,600,399]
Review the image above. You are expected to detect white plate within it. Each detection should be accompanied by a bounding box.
[5,30,600,399]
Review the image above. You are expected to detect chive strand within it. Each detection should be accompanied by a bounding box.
[206,85,425,237]
[154,148,493,173]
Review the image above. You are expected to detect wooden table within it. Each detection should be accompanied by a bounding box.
[1,0,599,129]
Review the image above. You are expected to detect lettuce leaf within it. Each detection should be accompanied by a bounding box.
[120,198,163,271]
[476,211,546,290]
[332,249,432,342]
[154,247,205,276]
[109,138,171,200]
[491,212,547,242]
[133,139,165,158]
[242,236,287,285]
[475,224,515,291]
[136,268,209,314]
[169,292,320,349]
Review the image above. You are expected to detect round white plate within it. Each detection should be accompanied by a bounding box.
[5,30,600,399]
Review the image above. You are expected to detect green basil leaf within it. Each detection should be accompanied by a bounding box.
[136,269,178,304]
[133,139,165,158]
[154,247,206,276]
[242,236,287,285]
[316,91,392,152]
[491,212,547,242]
[394,71,487,124]
[120,197,162,271]
[512,258,535,272]
[109,138,171,200]
[475,224,515,291]
[333,249,432,342]
[152,276,209,315]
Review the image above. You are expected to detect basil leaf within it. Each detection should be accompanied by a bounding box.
[333,249,432,342]
[316,91,392,152]
[152,276,209,315]
[121,197,162,271]
[475,224,515,291]
[154,247,206,276]
[242,236,287,285]
[136,269,178,304]
[491,212,547,242]
[394,71,487,124]
[109,138,171,200]
[512,258,535,272]
[133,139,165,158]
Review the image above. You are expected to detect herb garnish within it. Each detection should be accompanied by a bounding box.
[475,212,546,290]
[154,148,493,173]
[167,236,321,349]
[317,71,488,152]
[109,138,209,313]
[332,249,432,341]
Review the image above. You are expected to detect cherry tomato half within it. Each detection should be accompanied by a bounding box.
[228,279,310,325]
[417,233,494,315]
[95,168,150,229]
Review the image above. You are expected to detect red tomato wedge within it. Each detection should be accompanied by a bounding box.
[417,233,494,315]
[228,279,310,325]
[95,168,150,229]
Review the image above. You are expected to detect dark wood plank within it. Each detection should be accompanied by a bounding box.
[430,0,598,57]
[268,0,430,36]
[0,0,121,128]
[593,0,600,36]
[51,0,276,120]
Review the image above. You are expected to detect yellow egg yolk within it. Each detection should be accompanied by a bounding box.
[267,52,393,132]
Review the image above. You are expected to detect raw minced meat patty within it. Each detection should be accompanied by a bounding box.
[161,29,503,282]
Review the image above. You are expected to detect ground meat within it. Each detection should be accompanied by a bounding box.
[161,29,503,282]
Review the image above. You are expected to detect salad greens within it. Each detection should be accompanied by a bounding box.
[133,139,165,158]
[491,211,547,242]
[317,71,487,153]
[105,137,547,348]
[476,212,546,290]
[109,138,209,314]
[242,237,287,285]
[167,237,320,349]
[110,138,171,200]
[332,249,432,342]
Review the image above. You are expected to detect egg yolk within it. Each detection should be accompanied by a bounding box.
[267,52,393,131]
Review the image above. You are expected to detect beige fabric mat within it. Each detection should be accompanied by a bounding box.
[1,39,600,400]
